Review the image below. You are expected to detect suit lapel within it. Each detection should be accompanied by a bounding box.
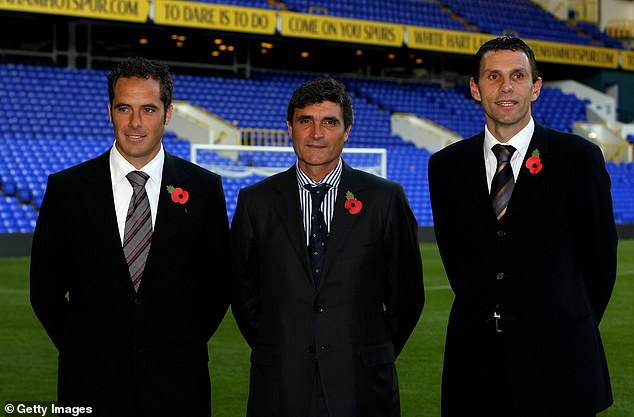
[78,151,131,285]
[459,134,501,227]
[273,167,314,282]
[463,134,492,211]
[141,152,189,287]
[320,162,360,290]
[505,123,550,220]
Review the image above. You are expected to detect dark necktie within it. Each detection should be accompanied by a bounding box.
[304,184,330,286]
[123,171,153,292]
[491,144,516,220]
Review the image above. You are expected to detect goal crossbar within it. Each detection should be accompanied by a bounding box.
[191,144,388,179]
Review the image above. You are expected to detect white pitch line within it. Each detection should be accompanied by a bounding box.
[0,288,29,295]
[426,285,451,291]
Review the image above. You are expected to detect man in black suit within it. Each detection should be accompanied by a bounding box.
[30,57,230,417]
[231,77,424,417]
[428,36,617,417]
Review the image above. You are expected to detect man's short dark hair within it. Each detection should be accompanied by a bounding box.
[473,36,539,83]
[108,57,174,115]
[287,77,354,129]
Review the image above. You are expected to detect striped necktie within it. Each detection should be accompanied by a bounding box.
[491,144,516,220]
[304,183,330,286]
[123,171,153,292]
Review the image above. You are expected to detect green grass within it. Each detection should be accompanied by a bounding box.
[1,241,632,416]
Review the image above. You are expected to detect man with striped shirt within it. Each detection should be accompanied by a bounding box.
[231,77,425,417]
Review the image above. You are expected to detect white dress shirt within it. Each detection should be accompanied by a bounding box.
[110,144,164,245]
[483,118,535,192]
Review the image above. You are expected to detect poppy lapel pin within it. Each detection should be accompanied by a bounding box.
[344,191,362,215]
[525,149,543,174]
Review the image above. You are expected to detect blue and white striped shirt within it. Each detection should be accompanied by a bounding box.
[296,159,343,245]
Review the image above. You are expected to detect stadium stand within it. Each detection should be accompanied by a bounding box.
[344,77,485,139]
[576,21,625,49]
[192,0,621,48]
[442,0,593,45]
[0,63,633,233]
[607,162,634,224]
[194,0,278,9]
[282,0,468,31]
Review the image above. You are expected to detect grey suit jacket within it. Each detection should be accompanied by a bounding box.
[231,161,424,417]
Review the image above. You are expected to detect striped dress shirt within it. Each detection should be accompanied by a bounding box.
[296,158,343,245]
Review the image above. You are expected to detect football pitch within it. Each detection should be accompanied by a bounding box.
[1,241,632,416]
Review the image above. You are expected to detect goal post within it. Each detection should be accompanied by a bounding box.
[191,144,388,179]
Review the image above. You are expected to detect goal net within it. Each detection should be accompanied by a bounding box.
[191,144,387,180]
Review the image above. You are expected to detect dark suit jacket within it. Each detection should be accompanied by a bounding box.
[30,150,230,417]
[428,123,617,417]
[230,161,424,417]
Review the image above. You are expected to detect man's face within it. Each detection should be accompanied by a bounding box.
[288,100,351,181]
[108,76,172,169]
[470,49,542,141]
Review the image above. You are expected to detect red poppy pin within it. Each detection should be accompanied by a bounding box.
[166,185,189,204]
[525,149,543,174]
[344,191,362,215]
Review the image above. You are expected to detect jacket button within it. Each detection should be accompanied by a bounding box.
[496,272,505,280]
[497,230,507,237]
[135,296,143,305]
[320,345,329,351]
[307,345,316,353]
[313,305,324,313]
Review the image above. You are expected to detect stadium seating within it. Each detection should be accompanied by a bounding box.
[442,0,591,45]
[0,63,632,233]
[576,22,624,49]
[283,0,468,31]
[533,88,589,133]
[607,162,634,224]
[344,77,485,139]
[187,0,621,48]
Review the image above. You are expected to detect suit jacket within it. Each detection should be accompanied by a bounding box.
[230,161,424,417]
[428,123,618,417]
[30,150,230,417]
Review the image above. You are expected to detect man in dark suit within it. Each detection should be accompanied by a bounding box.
[30,57,230,417]
[428,36,617,417]
[231,77,424,417]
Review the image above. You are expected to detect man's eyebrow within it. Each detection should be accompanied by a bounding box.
[114,103,160,108]
[482,68,528,74]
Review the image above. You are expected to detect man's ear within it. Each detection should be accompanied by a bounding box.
[531,77,543,102]
[344,125,351,143]
[164,103,173,125]
[469,77,481,103]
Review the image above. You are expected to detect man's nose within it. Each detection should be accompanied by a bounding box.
[128,110,142,127]
[312,122,325,138]
[500,77,513,92]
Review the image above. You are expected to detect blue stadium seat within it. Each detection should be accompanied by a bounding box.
[0,63,632,233]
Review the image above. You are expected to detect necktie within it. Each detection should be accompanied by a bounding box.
[491,144,516,220]
[123,171,153,292]
[304,184,330,286]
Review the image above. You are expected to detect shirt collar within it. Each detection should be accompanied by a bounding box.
[110,143,165,188]
[484,117,534,157]
[295,158,343,189]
